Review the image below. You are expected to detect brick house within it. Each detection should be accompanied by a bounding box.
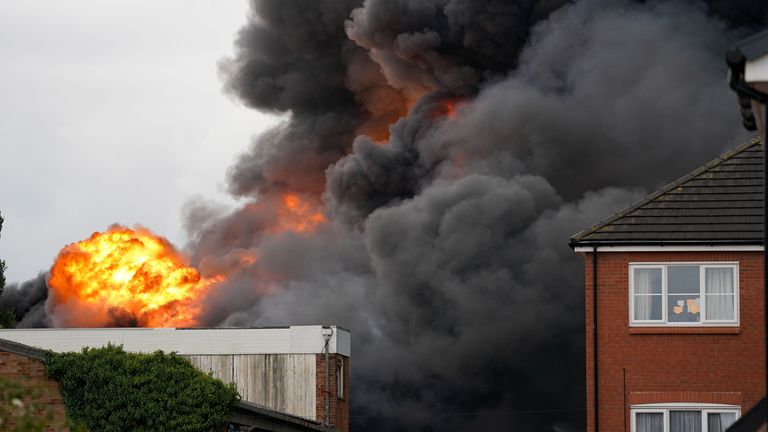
[570,139,765,432]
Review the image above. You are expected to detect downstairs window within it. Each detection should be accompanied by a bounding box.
[632,404,739,432]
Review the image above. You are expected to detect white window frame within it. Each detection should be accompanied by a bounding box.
[629,262,739,327]
[631,403,740,432]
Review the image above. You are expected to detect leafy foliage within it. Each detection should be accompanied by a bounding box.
[0,213,16,328]
[45,345,239,432]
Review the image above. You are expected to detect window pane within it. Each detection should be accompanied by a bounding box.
[636,412,664,432]
[705,267,735,321]
[668,294,701,322]
[707,412,737,432]
[670,411,702,432]
[634,295,662,320]
[669,266,700,294]
[705,268,734,294]
[705,294,735,320]
[634,268,662,294]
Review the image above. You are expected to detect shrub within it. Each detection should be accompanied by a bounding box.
[45,344,239,432]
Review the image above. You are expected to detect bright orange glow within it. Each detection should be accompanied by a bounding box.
[48,226,219,327]
[431,98,467,120]
[361,93,423,145]
[276,193,327,233]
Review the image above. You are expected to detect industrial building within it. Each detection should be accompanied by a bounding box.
[0,325,350,432]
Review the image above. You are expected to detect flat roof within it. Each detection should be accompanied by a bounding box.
[0,326,351,357]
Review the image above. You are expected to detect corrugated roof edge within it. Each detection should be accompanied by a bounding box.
[233,400,329,431]
[569,137,762,248]
[0,338,49,361]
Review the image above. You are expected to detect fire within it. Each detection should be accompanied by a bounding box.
[276,193,326,233]
[48,226,217,327]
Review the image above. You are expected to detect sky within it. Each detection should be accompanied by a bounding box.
[0,0,278,283]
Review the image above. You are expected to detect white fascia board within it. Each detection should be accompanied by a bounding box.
[745,55,768,82]
[573,245,763,253]
[0,326,351,357]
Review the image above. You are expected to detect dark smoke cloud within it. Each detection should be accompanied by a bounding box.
[220,0,365,198]
[1,273,50,328]
[6,0,765,430]
[345,0,569,95]
[413,0,748,200]
[182,0,757,430]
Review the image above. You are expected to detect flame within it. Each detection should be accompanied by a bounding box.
[48,226,217,327]
[275,193,326,233]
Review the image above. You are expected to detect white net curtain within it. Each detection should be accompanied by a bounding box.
[635,410,737,432]
[637,413,664,432]
[634,268,661,320]
[705,268,735,320]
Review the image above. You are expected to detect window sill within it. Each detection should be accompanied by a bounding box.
[629,327,739,335]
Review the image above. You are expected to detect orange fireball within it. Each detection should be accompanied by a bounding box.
[48,226,216,327]
[273,193,326,233]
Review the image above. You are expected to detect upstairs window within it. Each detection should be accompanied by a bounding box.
[630,263,738,326]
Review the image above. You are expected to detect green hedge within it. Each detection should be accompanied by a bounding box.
[45,344,239,432]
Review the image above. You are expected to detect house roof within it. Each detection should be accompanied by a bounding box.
[731,28,768,61]
[570,138,763,247]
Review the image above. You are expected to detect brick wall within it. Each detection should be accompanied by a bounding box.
[0,351,69,431]
[583,251,765,432]
[316,353,349,432]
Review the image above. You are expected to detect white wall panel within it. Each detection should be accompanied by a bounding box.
[183,354,317,420]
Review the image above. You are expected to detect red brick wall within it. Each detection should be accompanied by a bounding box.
[583,251,765,432]
[316,354,349,432]
[0,351,69,431]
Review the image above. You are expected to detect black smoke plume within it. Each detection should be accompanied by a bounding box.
[5,0,766,430]
[186,1,760,430]
[1,273,50,328]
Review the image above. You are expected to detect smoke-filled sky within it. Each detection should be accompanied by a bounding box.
[0,0,273,284]
[2,0,767,431]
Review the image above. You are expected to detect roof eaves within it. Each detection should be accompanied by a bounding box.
[568,239,763,248]
[569,138,762,247]
[0,338,49,361]
[732,28,768,60]
[232,401,329,431]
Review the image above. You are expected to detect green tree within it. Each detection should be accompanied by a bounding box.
[45,345,239,432]
[0,213,15,328]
